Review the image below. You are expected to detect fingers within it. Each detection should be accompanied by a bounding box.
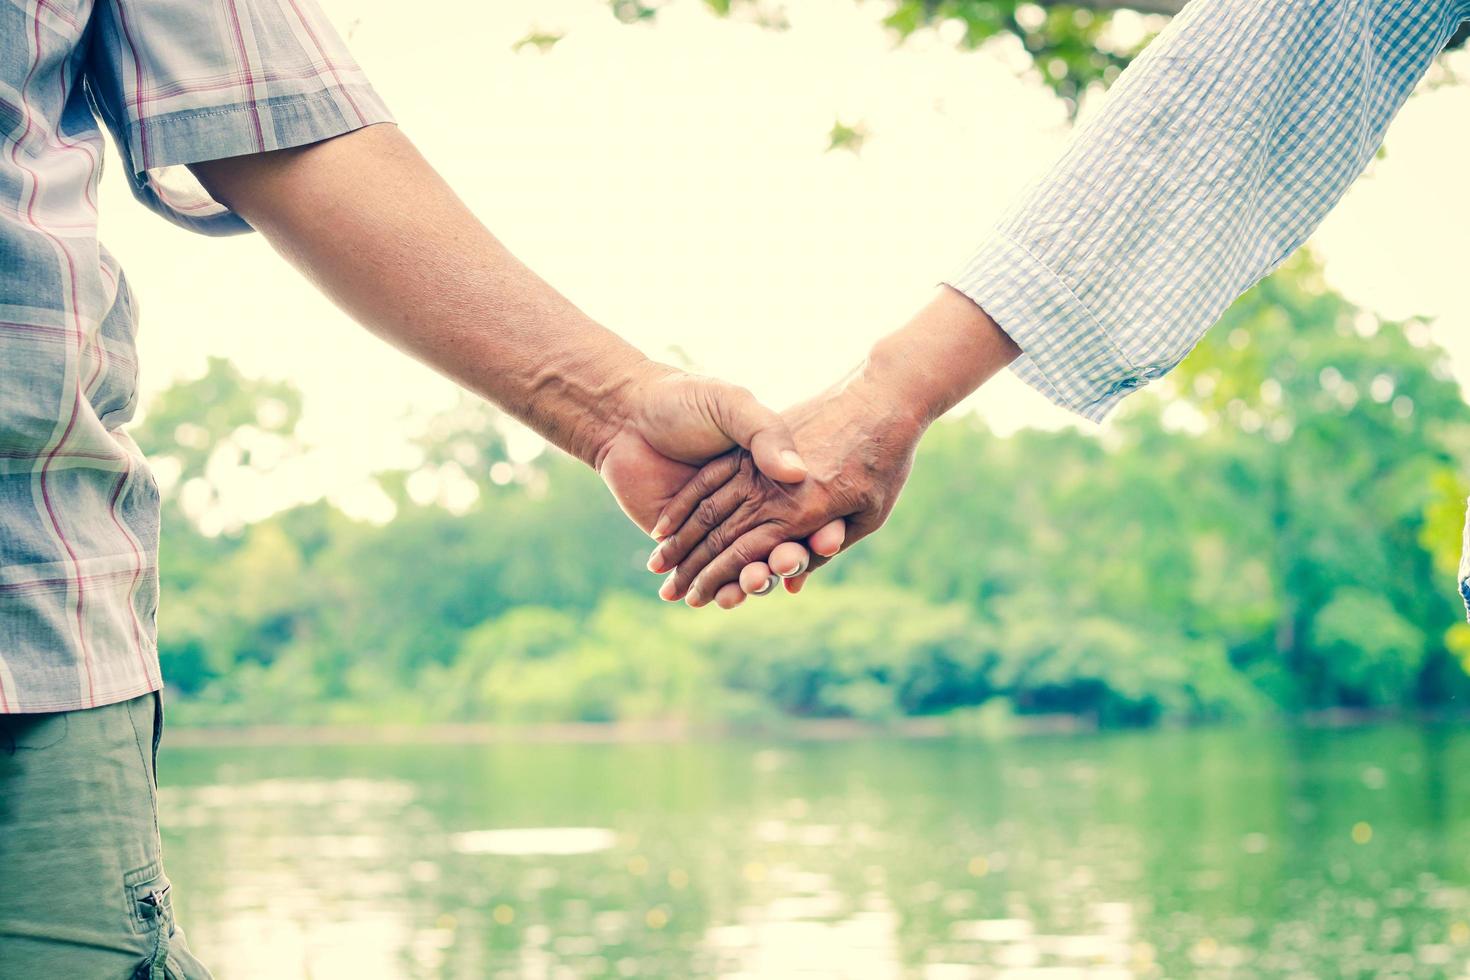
[740,561,778,596]
[662,501,769,603]
[767,541,809,579]
[651,451,741,541]
[686,524,814,607]
[796,511,874,587]
[777,509,878,595]
[648,474,749,574]
[676,523,789,607]
[714,581,748,610]
[670,514,855,607]
[712,565,773,611]
[766,519,844,594]
[702,384,807,483]
[809,518,847,557]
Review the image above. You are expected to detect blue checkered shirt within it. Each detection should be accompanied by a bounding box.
[948,0,1470,422]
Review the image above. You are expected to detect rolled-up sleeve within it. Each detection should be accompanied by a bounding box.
[947,0,1470,422]
[84,0,392,234]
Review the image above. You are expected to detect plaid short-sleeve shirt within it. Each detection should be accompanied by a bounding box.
[0,0,390,712]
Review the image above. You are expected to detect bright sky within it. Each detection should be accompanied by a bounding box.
[96,0,1470,524]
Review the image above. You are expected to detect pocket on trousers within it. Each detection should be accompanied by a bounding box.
[125,861,174,937]
[125,862,212,979]
[0,712,68,752]
[125,861,178,979]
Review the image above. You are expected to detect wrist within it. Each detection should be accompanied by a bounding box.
[842,364,933,448]
[583,358,676,472]
[854,286,1020,430]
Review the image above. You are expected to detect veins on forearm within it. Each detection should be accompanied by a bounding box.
[524,347,641,468]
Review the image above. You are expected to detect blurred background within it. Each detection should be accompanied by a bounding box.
[102,0,1470,976]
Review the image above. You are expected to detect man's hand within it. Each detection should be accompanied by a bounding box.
[593,365,814,534]
[646,287,1022,606]
[645,379,923,606]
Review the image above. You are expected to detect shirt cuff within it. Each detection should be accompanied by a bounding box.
[945,232,1155,423]
[116,84,393,236]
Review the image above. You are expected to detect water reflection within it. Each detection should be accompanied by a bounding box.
[450,828,619,856]
[156,725,1470,978]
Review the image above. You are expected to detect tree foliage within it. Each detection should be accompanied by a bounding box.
[594,0,1466,120]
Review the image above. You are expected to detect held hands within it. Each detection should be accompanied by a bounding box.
[190,125,985,591]
[592,364,837,574]
[644,376,928,608]
[635,287,1021,609]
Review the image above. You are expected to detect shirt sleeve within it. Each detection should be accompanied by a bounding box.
[946,0,1470,422]
[84,0,393,235]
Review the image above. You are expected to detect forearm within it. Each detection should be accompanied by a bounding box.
[190,123,654,466]
[849,286,1020,434]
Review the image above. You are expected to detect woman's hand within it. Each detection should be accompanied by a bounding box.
[645,379,928,607]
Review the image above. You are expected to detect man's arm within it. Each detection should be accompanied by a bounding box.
[189,125,833,548]
[190,124,805,487]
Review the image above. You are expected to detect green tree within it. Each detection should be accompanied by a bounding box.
[600,1,1467,120]
[1167,256,1470,708]
[133,358,307,693]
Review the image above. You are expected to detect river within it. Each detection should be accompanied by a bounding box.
[157,723,1470,978]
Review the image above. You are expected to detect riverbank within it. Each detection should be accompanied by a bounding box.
[163,713,1089,746]
[160,705,1463,747]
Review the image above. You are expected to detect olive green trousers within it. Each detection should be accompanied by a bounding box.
[0,693,213,978]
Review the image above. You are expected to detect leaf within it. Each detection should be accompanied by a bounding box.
[826,118,869,154]
[511,30,566,54]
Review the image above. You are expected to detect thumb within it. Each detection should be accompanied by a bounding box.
[702,382,808,483]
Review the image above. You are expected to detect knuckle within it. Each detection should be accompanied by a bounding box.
[686,473,713,500]
[691,384,721,422]
[705,524,729,555]
[675,379,704,413]
[709,381,741,414]
[694,498,722,529]
[790,502,824,531]
[695,455,733,493]
[829,470,864,500]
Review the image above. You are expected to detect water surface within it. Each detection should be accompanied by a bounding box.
[158,724,1470,978]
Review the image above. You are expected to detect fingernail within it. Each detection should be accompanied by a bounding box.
[651,515,671,539]
[646,547,666,574]
[659,574,679,602]
[779,450,808,477]
[751,574,778,596]
[776,556,809,579]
